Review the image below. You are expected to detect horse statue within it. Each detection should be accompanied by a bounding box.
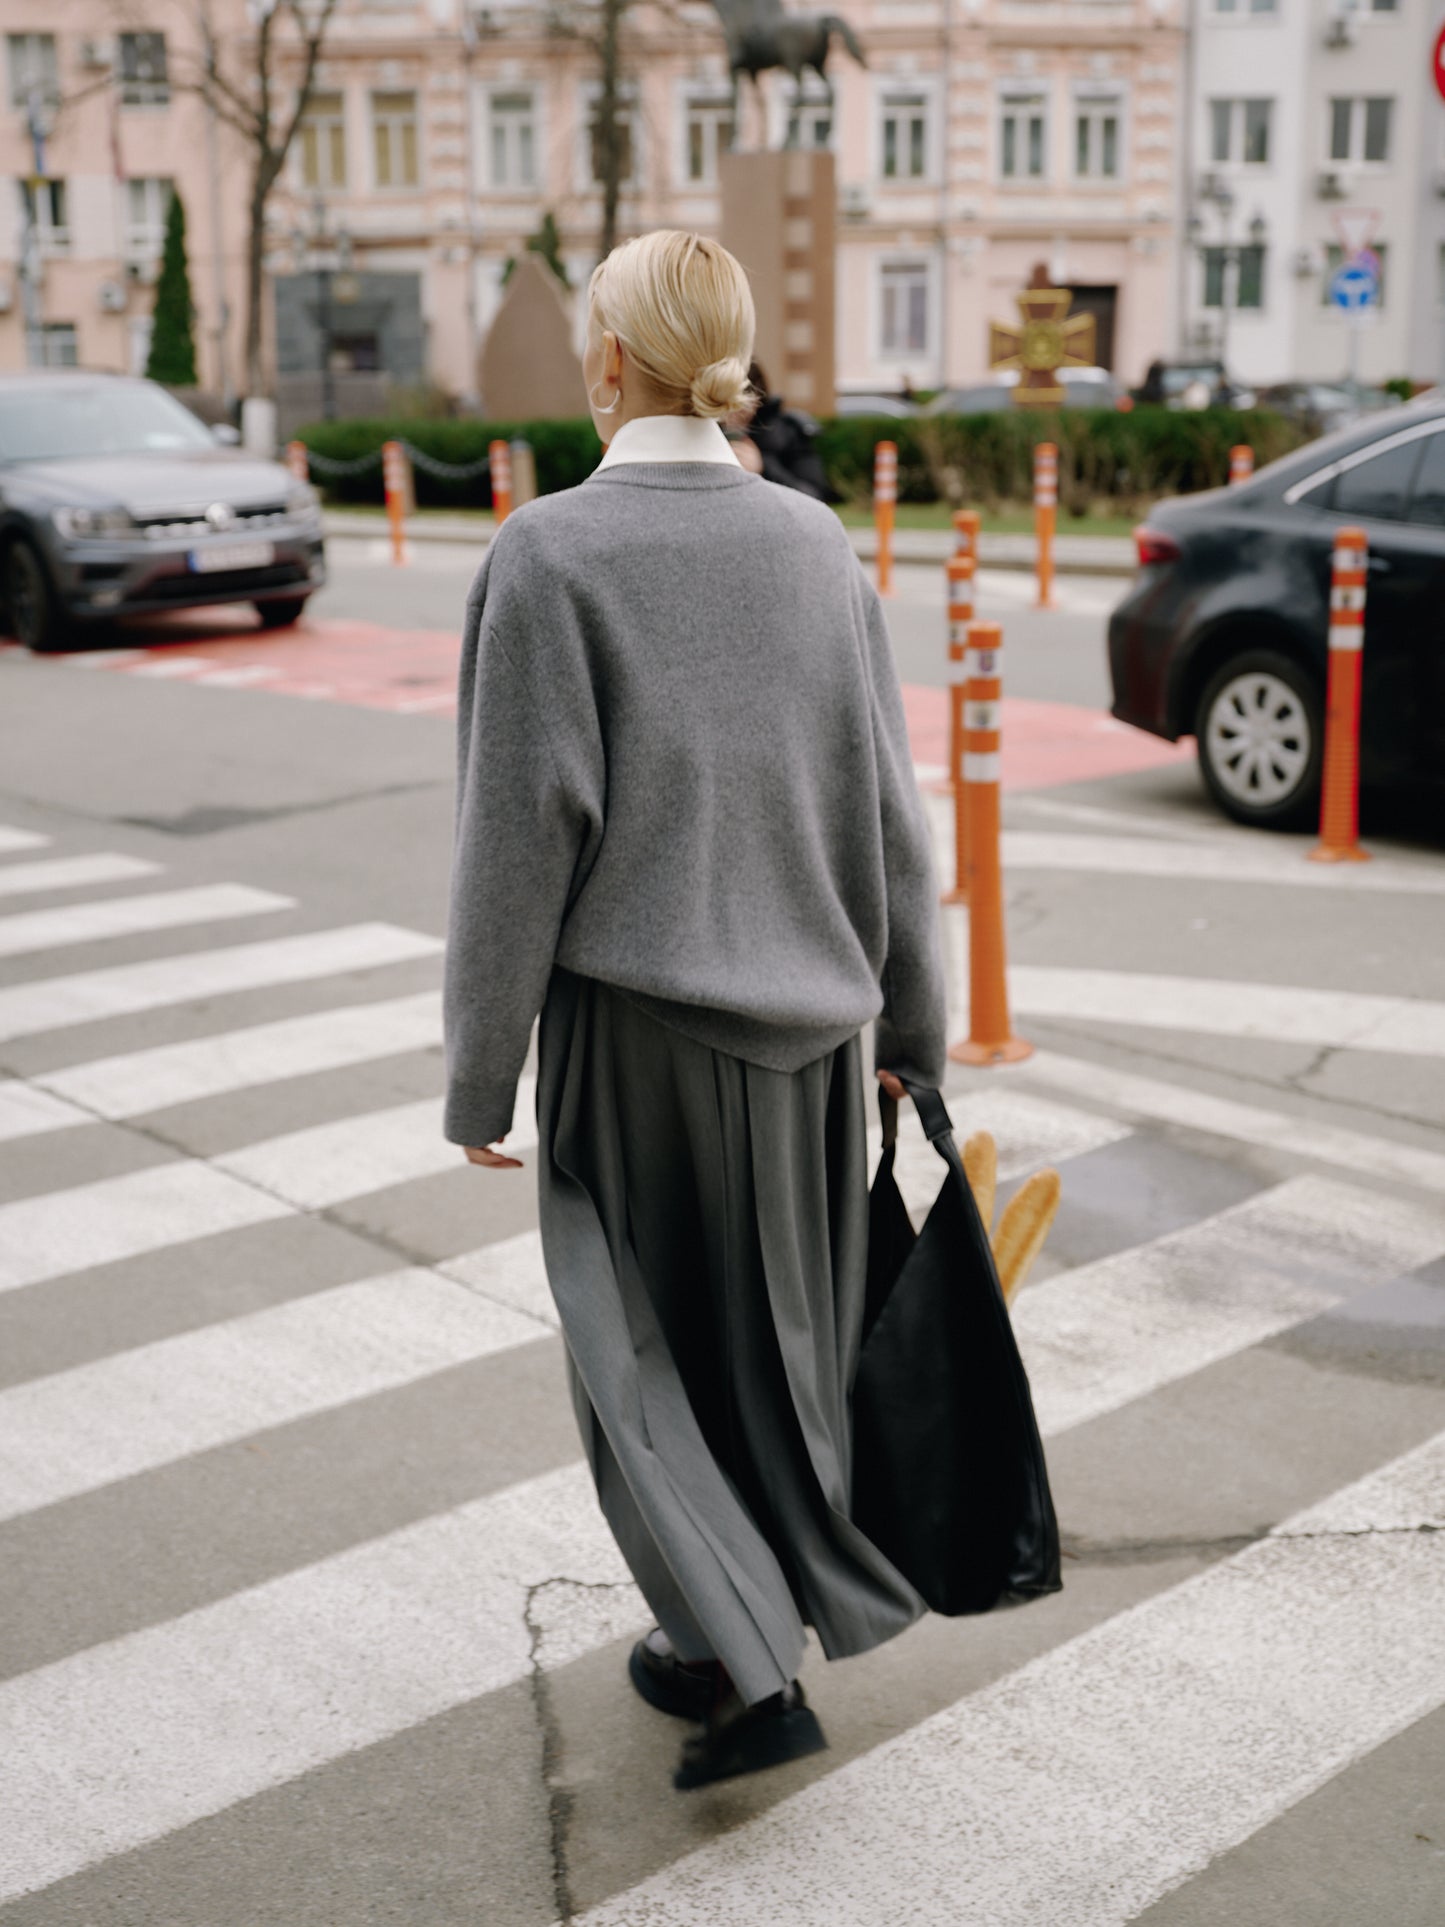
[706,0,867,147]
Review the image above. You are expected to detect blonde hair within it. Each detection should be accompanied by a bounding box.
[587,229,756,420]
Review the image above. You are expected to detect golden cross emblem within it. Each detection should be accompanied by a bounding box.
[988,264,1097,408]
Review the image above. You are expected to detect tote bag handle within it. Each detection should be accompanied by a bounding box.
[877,1077,956,1154]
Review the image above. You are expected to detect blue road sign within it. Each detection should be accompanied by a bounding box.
[1329,261,1379,313]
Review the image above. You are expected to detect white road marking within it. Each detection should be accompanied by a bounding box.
[1008,965,1445,1059]
[194,666,279,688]
[1017,1048,1445,1197]
[0,923,441,1043]
[0,1462,635,1904]
[0,828,48,855]
[0,884,291,961]
[0,855,159,901]
[0,1162,292,1295]
[126,657,213,679]
[32,991,443,1123]
[0,1269,550,1522]
[213,1078,537,1209]
[439,1230,558,1330]
[1014,1174,1445,1437]
[57,649,149,669]
[1001,830,1445,896]
[0,1082,89,1144]
[576,1434,1445,1927]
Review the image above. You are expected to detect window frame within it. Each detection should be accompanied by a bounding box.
[39,321,78,368]
[998,86,1049,184]
[580,81,641,193]
[118,31,170,108]
[298,91,348,192]
[876,255,934,363]
[370,88,420,190]
[123,175,173,265]
[680,90,734,187]
[1283,416,1443,506]
[6,31,58,111]
[19,177,69,257]
[486,87,538,191]
[1200,243,1266,311]
[1326,95,1394,169]
[1207,96,1273,169]
[878,84,935,185]
[1072,88,1125,182]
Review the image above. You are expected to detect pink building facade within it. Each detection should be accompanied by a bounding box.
[1,0,1187,400]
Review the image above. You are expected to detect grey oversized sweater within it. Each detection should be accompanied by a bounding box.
[443,462,946,1148]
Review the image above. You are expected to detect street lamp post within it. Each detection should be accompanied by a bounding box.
[20,83,50,368]
[297,194,353,424]
[1193,179,1267,400]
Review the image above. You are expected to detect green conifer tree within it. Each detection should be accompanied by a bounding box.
[145,191,198,387]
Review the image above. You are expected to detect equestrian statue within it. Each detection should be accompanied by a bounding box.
[705,0,867,146]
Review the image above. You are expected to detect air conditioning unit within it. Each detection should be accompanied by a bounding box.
[126,257,161,286]
[839,181,872,220]
[1317,169,1351,201]
[79,37,114,69]
[1291,246,1319,277]
[1323,12,1355,45]
[97,278,128,313]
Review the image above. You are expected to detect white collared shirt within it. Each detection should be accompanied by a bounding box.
[596,413,741,470]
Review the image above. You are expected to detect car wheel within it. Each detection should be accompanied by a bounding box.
[3,540,61,653]
[254,596,309,630]
[1195,650,1323,831]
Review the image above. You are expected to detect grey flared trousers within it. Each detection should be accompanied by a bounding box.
[535,967,924,1707]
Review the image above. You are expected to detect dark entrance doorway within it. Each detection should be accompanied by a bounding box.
[1067,285,1117,370]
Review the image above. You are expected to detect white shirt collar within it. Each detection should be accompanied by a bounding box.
[596,414,741,470]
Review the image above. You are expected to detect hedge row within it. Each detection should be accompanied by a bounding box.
[296,406,1310,513]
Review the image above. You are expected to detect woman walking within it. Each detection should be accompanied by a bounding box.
[444,230,946,1790]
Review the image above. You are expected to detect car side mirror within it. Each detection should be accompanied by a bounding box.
[210,423,241,447]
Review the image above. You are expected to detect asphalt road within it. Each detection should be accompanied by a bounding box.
[0,551,1442,1925]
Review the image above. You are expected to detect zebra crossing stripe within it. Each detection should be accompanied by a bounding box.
[439,1229,558,1330]
[0,854,161,901]
[0,923,441,1043]
[0,1269,550,1523]
[0,884,292,962]
[214,1080,538,1209]
[0,1462,637,1904]
[1019,1048,1445,1197]
[0,828,48,854]
[1008,965,1445,1059]
[0,1081,90,1144]
[1013,1173,1445,1437]
[575,1431,1445,1927]
[999,830,1445,897]
[33,990,443,1123]
[0,1161,293,1295]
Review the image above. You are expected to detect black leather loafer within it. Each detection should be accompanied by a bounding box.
[628,1627,725,1721]
[674,1681,828,1790]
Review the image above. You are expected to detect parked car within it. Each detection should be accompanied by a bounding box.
[924,367,1127,415]
[1254,381,1401,438]
[0,372,326,652]
[1108,396,1445,828]
[833,392,921,419]
[1133,359,1256,410]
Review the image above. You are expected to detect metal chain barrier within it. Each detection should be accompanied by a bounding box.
[302,448,385,478]
[300,441,503,483]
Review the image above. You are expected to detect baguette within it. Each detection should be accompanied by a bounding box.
[991,1168,1061,1305]
[962,1130,997,1235]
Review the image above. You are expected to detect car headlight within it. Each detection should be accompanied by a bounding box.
[52,506,137,540]
[286,482,320,516]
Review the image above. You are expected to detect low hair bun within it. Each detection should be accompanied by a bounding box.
[688,355,753,420]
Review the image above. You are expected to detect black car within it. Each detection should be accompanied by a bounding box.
[0,371,326,652]
[1109,395,1445,827]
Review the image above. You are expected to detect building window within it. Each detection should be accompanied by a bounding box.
[124,176,172,263]
[489,91,536,188]
[127,316,153,377]
[38,322,78,367]
[1202,244,1265,309]
[1000,92,1047,180]
[684,94,733,184]
[1321,242,1387,307]
[588,93,637,187]
[1212,0,1276,13]
[880,90,930,180]
[6,32,58,110]
[372,90,419,187]
[299,92,347,190]
[119,32,169,107]
[1328,97,1392,166]
[879,261,929,356]
[1363,0,1397,11]
[1209,98,1272,167]
[18,178,69,256]
[788,90,833,150]
[1074,96,1121,178]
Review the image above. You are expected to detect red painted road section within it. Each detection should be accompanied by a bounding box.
[4,611,1194,789]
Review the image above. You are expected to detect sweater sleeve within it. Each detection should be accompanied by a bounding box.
[443,524,603,1148]
[857,573,949,1088]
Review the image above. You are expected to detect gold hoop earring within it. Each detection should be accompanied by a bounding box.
[589,380,622,415]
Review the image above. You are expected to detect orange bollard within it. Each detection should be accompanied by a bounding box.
[489,438,513,524]
[1034,442,1057,610]
[938,556,976,866]
[948,619,1033,1067]
[874,440,897,596]
[285,440,309,484]
[952,507,981,564]
[1229,444,1254,488]
[1310,526,1371,864]
[381,440,411,566]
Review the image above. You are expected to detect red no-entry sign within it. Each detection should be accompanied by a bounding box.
[1435,20,1445,103]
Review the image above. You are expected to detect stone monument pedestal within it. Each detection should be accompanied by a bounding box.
[719,148,836,417]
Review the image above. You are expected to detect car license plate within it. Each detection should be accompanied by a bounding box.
[188,540,275,574]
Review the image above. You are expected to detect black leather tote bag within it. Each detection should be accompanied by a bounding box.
[852,1079,1062,1616]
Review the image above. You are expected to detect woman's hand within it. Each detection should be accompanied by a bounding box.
[464,1138,524,1170]
[876,1070,907,1102]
